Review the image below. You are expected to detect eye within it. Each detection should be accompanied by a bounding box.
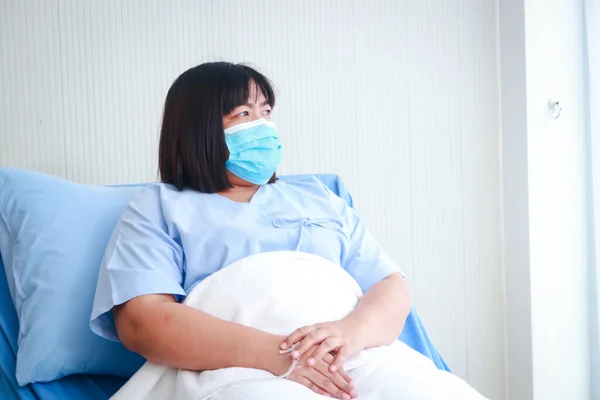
[262,109,272,116]
[236,111,250,117]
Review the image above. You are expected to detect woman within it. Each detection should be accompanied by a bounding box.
[91,62,411,400]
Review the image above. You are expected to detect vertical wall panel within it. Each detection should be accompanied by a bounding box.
[525,0,590,398]
[0,1,505,397]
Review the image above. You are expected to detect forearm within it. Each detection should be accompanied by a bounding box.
[345,273,410,348]
[116,300,288,374]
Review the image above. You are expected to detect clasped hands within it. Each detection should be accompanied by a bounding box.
[277,317,365,399]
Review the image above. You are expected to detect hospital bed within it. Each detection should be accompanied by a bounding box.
[0,172,448,400]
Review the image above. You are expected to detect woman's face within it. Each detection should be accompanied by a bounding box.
[222,83,272,130]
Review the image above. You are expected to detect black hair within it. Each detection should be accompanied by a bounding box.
[158,62,276,192]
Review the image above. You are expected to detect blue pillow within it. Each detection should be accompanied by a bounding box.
[0,168,145,386]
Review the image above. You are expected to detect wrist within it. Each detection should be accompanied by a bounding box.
[258,334,291,375]
[342,312,369,348]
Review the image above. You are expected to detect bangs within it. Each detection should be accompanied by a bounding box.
[220,64,276,115]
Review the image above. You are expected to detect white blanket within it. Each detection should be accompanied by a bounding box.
[111,251,488,400]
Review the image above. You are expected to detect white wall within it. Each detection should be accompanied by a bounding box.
[0,1,505,397]
[525,0,591,398]
[585,0,600,398]
[500,0,591,398]
[498,0,534,397]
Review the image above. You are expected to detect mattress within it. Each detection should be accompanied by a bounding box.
[0,256,127,400]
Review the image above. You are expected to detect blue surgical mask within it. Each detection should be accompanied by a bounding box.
[224,118,282,185]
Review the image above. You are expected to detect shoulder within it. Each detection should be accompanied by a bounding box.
[113,183,207,245]
[126,183,172,213]
[274,176,350,215]
[129,182,184,201]
[129,183,210,209]
[274,176,333,197]
[122,183,196,228]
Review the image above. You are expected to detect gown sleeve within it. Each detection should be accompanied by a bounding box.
[90,184,186,342]
[325,183,405,293]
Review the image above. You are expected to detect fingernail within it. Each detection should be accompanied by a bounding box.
[292,350,299,358]
[307,358,315,366]
[280,342,287,349]
[349,380,355,387]
[330,365,338,372]
[350,389,358,397]
[342,394,351,400]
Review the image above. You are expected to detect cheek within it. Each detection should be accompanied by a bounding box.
[222,118,233,130]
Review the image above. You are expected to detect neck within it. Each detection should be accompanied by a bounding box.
[226,172,260,191]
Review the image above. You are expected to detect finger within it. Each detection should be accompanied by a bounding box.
[281,325,316,350]
[306,348,334,367]
[302,347,319,367]
[293,330,331,359]
[314,359,355,398]
[308,338,341,365]
[296,376,331,397]
[306,368,349,400]
[322,351,335,364]
[321,352,353,386]
[337,368,354,387]
[330,346,351,373]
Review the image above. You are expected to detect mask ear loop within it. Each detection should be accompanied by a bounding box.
[197,343,300,400]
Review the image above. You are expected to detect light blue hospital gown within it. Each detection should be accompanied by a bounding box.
[91,176,402,341]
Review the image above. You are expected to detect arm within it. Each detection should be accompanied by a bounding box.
[282,273,410,372]
[344,272,410,348]
[115,295,357,399]
[114,293,290,374]
[281,182,411,370]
